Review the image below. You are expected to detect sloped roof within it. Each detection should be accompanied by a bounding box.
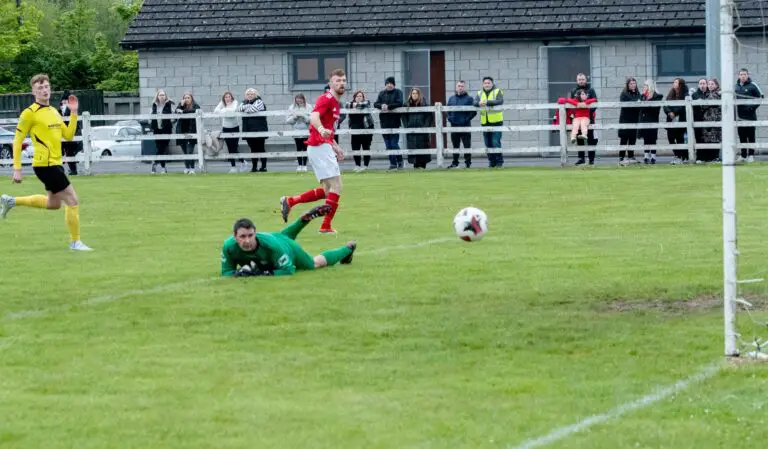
[121,0,767,49]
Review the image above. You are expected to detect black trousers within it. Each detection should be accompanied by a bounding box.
[223,126,242,167]
[643,136,658,154]
[351,134,372,166]
[450,132,472,166]
[739,126,756,157]
[154,133,170,168]
[178,139,196,169]
[294,138,308,166]
[62,142,79,174]
[246,138,267,170]
[576,129,597,162]
[619,135,637,159]
[667,128,687,160]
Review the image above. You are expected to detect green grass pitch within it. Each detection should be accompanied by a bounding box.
[1,165,767,449]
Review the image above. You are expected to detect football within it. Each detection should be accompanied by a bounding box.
[453,207,488,242]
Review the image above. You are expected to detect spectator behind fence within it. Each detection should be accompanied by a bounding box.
[239,88,269,172]
[664,78,689,165]
[474,76,504,168]
[566,90,596,144]
[639,79,663,165]
[698,78,722,163]
[691,78,709,146]
[287,93,312,172]
[374,76,404,170]
[59,90,82,176]
[346,90,374,172]
[618,77,642,165]
[447,80,476,169]
[214,91,243,174]
[664,78,689,164]
[150,89,174,175]
[570,73,598,166]
[401,88,433,169]
[174,92,201,174]
[735,68,763,163]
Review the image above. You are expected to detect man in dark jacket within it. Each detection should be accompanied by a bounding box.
[570,73,598,165]
[374,76,404,170]
[735,68,763,162]
[59,90,82,176]
[447,80,477,168]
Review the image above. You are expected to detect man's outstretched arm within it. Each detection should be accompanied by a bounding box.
[221,248,237,277]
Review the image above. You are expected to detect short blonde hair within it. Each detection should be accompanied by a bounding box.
[245,88,260,97]
[30,74,49,87]
[643,79,657,95]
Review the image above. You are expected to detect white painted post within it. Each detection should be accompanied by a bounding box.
[81,112,93,176]
[720,0,738,357]
[195,109,206,173]
[434,103,445,167]
[685,97,696,162]
[558,104,568,167]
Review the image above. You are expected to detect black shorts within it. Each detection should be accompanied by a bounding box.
[33,165,70,194]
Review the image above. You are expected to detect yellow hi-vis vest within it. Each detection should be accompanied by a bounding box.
[478,88,503,125]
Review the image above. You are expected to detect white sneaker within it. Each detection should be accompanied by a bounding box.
[353,166,361,173]
[188,169,196,175]
[228,167,238,174]
[184,168,190,174]
[0,194,14,219]
[747,155,755,163]
[296,166,303,172]
[161,168,167,175]
[737,156,746,163]
[670,157,682,165]
[302,166,308,172]
[70,240,93,251]
[240,161,248,172]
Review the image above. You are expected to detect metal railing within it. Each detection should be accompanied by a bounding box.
[0,98,764,174]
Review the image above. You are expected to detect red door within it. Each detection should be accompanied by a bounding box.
[429,51,446,150]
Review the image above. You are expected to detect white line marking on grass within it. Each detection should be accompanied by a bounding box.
[508,363,722,449]
[4,236,462,321]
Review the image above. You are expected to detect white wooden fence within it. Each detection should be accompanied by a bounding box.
[0,98,764,174]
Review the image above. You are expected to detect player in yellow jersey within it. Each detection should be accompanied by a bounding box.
[0,74,92,251]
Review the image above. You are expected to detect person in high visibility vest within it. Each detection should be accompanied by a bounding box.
[473,76,505,167]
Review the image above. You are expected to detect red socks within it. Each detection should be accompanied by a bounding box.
[320,192,340,230]
[287,187,326,207]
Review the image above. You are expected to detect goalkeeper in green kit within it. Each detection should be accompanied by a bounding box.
[221,204,356,277]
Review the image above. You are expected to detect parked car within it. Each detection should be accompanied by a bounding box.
[90,125,144,158]
[0,127,34,167]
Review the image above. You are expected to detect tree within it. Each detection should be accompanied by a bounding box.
[0,2,43,63]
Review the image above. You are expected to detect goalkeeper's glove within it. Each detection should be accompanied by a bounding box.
[233,263,274,278]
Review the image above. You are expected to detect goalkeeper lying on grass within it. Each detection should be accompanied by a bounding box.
[221,204,356,277]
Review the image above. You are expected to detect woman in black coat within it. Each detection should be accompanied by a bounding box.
[691,78,709,145]
[150,89,174,174]
[618,77,642,164]
[401,88,433,169]
[638,80,664,165]
[238,88,269,172]
[663,77,689,163]
[174,92,201,174]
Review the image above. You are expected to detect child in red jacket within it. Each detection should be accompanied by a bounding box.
[566,90,597,144]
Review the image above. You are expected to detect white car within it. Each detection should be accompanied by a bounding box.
[0,127,34,166]
[90,126,144,158]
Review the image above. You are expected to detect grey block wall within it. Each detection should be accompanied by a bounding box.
[137,36,767,160]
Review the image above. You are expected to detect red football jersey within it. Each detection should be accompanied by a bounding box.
[306,92,340,146]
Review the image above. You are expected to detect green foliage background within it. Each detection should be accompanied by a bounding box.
[0,0,142,93]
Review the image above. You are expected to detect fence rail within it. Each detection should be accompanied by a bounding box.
[0,98,765,174]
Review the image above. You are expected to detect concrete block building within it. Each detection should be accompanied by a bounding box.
[122,0,767,152]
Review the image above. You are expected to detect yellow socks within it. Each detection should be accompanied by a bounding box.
[15,195,47,209]
[65,205,80,242]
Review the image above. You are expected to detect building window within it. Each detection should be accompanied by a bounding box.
[292,54,347,85]
[402,50,431,104]
[656,44,706,77]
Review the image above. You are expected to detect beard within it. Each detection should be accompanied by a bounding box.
[334,86,345,96]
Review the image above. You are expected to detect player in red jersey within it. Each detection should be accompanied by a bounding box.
[280,68,346,234]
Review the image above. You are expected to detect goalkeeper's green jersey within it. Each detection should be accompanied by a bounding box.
[220,233,309,277]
